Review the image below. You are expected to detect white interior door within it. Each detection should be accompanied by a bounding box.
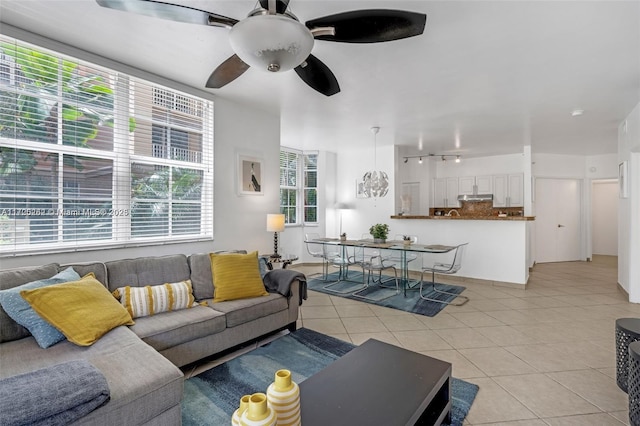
[535,178,582,263]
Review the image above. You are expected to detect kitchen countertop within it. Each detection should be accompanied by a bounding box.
[391,215,535,221]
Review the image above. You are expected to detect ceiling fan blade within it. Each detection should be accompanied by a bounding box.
[205,55,250,88]
[258,0,290,14]
[95,0,238,28]
[294,55,340,97]
[306,9,426,43]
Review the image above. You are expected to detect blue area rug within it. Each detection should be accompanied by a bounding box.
[182,328,478,426]
[307,271,466,317]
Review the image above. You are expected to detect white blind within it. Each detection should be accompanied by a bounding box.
[279,149,299,224]
[303,152,318,223]
[0,36,214,255]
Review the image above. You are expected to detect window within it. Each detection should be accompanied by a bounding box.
[0,36,213,255]
[304,153,318,223]
[279,149,317,225]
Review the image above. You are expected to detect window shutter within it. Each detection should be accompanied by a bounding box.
[0,36,213,255]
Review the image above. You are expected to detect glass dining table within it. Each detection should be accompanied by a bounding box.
[309,238,456,296]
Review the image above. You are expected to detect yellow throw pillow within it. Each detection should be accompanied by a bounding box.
[21,275,134,346]
[112,280,197,318]
[210,251,268,303]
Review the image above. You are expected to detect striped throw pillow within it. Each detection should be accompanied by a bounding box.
[112,280,197,318]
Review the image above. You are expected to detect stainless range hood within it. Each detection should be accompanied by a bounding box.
[457,194,493,202]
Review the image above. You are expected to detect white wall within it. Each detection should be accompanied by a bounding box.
[618,102,640,301]
[338,145,396,239]
[212,98,281,253]
[531,152,619,262]
[591,181,618,256]
[395,147,433,215]
[1,97,281,269]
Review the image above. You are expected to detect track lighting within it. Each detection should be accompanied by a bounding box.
[402,153,462,164]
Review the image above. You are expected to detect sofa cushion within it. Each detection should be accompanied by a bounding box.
[0,263,59,343]
[105,255,191,291]
[0,326,184,426]
[210,251,268,303]
[113,280,197,318]
[129,305,226,351]
[59,262,108,287]
[0,360,110,426]
[21,275,134,346]
[188,253,214,300]
[0,267,81,348]
[189,251,248,301]
[206,293,288,328]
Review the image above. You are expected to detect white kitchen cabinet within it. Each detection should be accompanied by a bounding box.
[493,173,523,207]
[458,176,475,195]
[507,174,524,206]
[476,175,493,194]
[433,178,460,208]
[459,175,493,195]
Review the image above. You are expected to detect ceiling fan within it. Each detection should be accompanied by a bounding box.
[96,0,427,96]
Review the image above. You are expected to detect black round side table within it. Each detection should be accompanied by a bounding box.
[616,318,640,393]
[628,341,640,425]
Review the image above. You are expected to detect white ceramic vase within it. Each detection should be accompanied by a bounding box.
[266,369,301,426]
[240,393,277,426]
[232,395,251,426]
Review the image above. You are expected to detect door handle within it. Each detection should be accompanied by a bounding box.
[558,224,565,228]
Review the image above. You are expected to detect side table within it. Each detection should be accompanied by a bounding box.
[616,318,640,392]
[266,254,298,270]
[628,341,640,426]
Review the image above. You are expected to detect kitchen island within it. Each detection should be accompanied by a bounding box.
[389,215,535,287]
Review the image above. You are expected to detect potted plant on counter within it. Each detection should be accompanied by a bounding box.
[369,223,390,243]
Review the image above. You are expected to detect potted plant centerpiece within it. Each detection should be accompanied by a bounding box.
[369,223,390,243]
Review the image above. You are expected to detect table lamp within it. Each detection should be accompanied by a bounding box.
[266,214,285,259]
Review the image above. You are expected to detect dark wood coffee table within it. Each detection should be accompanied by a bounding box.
[299,339,452,425]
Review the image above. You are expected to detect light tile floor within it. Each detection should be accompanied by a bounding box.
[286,255,637,425]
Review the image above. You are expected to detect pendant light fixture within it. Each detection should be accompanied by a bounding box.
[361,126,389,198]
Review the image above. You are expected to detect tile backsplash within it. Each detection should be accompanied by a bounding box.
[430,201,523,217]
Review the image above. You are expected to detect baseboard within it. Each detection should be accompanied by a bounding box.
[618,282,629,298]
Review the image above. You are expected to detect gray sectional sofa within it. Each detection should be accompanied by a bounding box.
[0,253,304,425]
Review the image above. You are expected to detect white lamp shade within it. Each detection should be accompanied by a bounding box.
[266,214,286,232]
[229,14,314,73]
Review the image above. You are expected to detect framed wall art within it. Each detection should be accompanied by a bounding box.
[237,154,263,196]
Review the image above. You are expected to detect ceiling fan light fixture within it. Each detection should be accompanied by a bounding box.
[229,14,314,73]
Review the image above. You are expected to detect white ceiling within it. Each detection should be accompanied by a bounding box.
[1,0,639,157]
